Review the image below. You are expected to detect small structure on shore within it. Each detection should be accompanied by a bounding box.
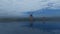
[29,14,33,27]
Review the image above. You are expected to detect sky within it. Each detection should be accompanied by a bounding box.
[0,0,60,17]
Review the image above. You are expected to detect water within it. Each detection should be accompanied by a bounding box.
[0,21,60,34]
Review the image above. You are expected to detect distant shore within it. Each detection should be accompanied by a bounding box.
[0,17,60,22]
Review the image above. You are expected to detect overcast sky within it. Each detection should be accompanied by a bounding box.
[0,0,60,17]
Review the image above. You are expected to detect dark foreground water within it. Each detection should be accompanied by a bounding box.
[0,21,60,34]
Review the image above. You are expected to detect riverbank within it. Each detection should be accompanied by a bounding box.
[0,17,60,22]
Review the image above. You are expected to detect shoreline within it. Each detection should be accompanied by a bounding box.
[0,17,60,22]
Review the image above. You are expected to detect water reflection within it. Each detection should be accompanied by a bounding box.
[0,21,60,34]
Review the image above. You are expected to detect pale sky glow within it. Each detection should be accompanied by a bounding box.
[0,0,60,17]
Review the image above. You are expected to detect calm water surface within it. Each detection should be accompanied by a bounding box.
[0,21,60,34]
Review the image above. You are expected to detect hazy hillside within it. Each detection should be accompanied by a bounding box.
[24,8,60,17]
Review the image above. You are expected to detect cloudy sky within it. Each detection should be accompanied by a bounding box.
[0,0,60,17]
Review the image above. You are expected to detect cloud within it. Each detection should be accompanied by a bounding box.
[46,0,60,9]
[0,0,50,12]
[0,0,60,17]
[0,0,60,12]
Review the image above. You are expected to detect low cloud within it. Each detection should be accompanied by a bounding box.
[0,0,60,17]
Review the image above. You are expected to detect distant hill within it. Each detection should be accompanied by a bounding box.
[0,8,60,18]
[24,8,60,17]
